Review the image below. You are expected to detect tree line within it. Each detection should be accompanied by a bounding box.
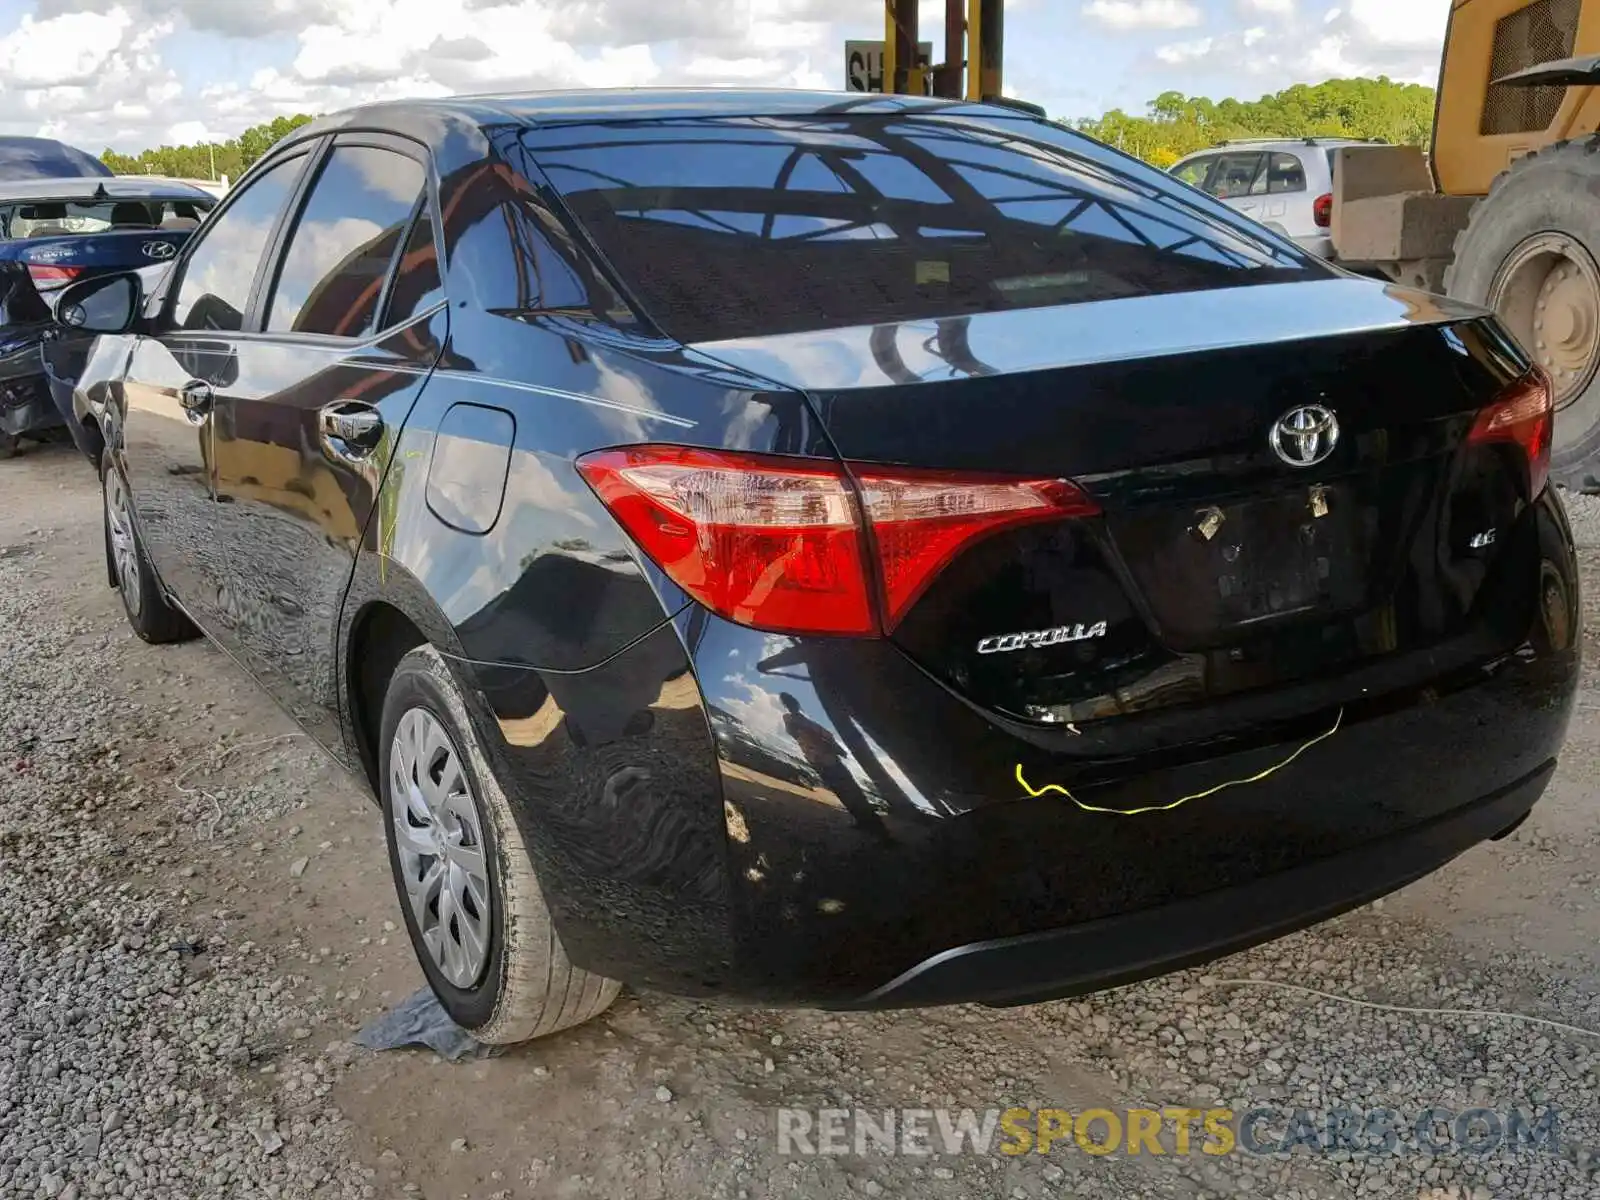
[1073,77,1436,167]
[100,114,315,179]
[94,76,1435,180]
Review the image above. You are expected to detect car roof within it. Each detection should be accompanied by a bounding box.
[0,176,216,203]
[249,88,1061,192]
[1179,138,1370,156]
[0,135,112,179]
[370,87,970,124]
[282,88,1030,154]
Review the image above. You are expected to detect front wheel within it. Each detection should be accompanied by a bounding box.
[379,644,620,1043]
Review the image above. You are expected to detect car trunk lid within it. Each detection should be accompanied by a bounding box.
[693,279,1538,733]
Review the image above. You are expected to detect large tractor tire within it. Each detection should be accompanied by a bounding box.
[1445,138,1600,493]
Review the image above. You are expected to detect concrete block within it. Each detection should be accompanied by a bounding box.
[1334,193,1477,263]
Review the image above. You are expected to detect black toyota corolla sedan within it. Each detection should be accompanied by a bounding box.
[56,90,1578,1041]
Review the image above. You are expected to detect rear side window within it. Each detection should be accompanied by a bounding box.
[382,198,444,326]
[1266,153,1306,194]
[528,116,1316,343]
[173,153,306,333]
[266,144,426,338]
[439,159,628,322]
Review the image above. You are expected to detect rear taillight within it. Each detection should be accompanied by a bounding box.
[1313,193,1332,229]
[576,446,1099,636]
[26,264,82,289]
[577,446,873,634]
[1468,369,1553,499]
[854,467,1095,626]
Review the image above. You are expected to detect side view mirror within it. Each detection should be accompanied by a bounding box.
[54,272,142,335]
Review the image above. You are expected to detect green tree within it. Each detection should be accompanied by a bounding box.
[1073,77,1436,167]
[100,113,316,179]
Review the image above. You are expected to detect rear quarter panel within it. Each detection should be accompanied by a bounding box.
[337,310,823,990]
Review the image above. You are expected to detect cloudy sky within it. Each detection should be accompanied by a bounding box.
[0,0,1451,153]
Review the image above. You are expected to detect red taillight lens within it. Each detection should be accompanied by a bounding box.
[1468,369,1553,499]
[576,446,874,634]
[577,446,1099,636]
[855,467,1098,627]
[27,264,82,288]
[1313,193,1332,229]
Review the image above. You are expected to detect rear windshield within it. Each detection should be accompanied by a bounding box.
[0,198,213,239]
[528,114,1321,343]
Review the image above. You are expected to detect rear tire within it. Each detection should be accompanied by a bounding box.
[379,644,619,1043]
[1445,138,1600,492]
[101,448,198,644]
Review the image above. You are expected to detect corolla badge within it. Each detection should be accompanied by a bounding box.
[141,240,177,260]
[1270,404,1339,467]
[977,622,1108,655]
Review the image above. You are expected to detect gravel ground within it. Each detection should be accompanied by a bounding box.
[0,496,371,1198]
[4,447,1600,1200]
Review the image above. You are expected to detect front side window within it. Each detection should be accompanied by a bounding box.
[266,145,426,338]
[1171,156,1213,189]
[527,116,1317,343]
[172,154,307,333]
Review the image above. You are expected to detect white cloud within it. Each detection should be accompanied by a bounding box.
[1156,37,1214,65]
[0,0,858,151]
[0,8,134,89]
[166,119,214,144]
[1346,0,1448,47]
[1082,0,1202,30]
[1145,0,1449,92]
[1239,0,1294,15]
[0,6,190,150]
[38,0,343,38]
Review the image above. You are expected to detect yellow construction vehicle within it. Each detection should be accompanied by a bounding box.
[1329,0,1600,489]
[882,0,1600,489]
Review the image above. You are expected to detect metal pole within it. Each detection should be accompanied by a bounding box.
[977,0,1003,100]
[886,0,916,95]
[883,0,897,94]
[936,0,964,98]
[966,0,982,100]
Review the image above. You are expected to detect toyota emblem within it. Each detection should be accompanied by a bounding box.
[1270,404,1340,468]
[141,240,176,260]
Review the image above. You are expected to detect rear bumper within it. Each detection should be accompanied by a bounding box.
[850,761,1552,1009]
[1293,232,1334,259]
[464,493,1579,1009]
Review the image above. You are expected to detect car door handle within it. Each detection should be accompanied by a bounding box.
[178,379,212,423]
[319,401,385,461]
